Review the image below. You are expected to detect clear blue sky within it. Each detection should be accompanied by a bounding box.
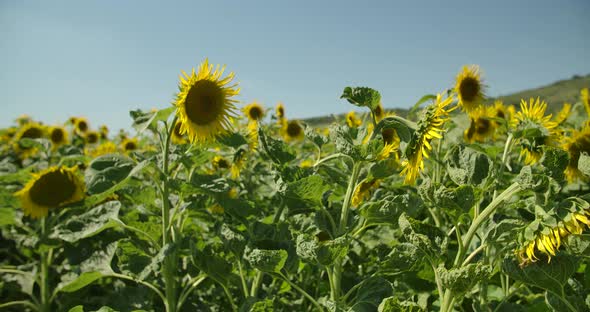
[1,0,589,132]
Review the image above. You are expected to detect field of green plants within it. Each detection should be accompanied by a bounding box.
[1,60,590,312]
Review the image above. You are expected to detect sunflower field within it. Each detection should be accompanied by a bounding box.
[1,60,590,312]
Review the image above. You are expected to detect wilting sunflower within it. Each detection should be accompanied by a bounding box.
[85,131,100,144]
[400,93,455,185]
[464,105,497,143]
[171,121,187,145]
[513,98,558,165]
[517,205,590,265]
[346,111,362,128]
[581,88,590,118]
[282,120,305,142]
[553,103,571,126]
[173,59,240,143]
[455,65,485,115]
[75,117,89,134]
[13,123,45,158]
[14,166,85,218]
[379,127,401,161]
[121,137,139,152]
[48,126,68,149]
[243,102,265,150]
[563,126,590,182]
[374,103,385,122]
[351,178,381,207]
[231,149,247,180]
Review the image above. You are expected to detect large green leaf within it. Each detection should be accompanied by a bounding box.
[378,297,423,312]
[245,247,288,273]
[56,241,117,293]
[285,175,331,209]
[360,194,422,227]
[51,201,121,243]
[437,263,491,296]
[130,106,175,133]
[445,144,492,186]
[502,255,577,296]
[85,154,148,195]
[295,234,348,266]
[258,127,295,164]
[345,276,393,312]
[398,213,447,264]
[340,86,382,110]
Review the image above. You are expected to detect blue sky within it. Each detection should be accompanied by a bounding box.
[1,0,589,132]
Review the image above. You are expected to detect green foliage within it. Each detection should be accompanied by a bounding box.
[244,247,288,273]
[445,144,492,186]
[340,86,382,110]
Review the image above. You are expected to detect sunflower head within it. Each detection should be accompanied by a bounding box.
[86,141,117,158]
[173,59,240,143]
[464,105,497,143]
[85,131,100,144]
[212,155,230,170]
[563,126,590,182]
[49,126,68,148]
[16,114,32,126]
[121,138,139,152]
[374,103,385,122]
[282,120,304,142]
[351,178,381,207]
[14,166,85,218]
[13,123,45,158]
[99,125,109,139]
[514,98,558,165]
[400,93,455,185]
[75,118,89,134]
[346,111,362,128]
[276,102,285,119]
[244,102,265,122]
[553,103,571,126]
[171,121,187,145]
[455,65,485,114]
[581,88,590,118]
[231,149,247,180]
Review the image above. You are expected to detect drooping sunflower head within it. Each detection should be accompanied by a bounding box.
[455,65,485,115]
[374,103,385,122]
[464,105,497,143]
[351,178,381,207]
[346,111,362,128]
[400,93,456,185]
[173,59,240,143]
[14,166,85,218]
[244,102,265,122]
[581,88,590,118]
[85,131,100,144]
[75,117,89,134]
[49,126,68,148]
[282,120,304,142]
[13,123,45,158]
[276,102,285,119]
[121,137,139,152]
[563,126,590,182]
[514,98,558,165]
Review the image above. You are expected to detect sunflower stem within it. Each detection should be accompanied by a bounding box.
[39,217,51,312]
[332,161,362,304]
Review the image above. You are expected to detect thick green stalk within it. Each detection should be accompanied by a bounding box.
[161,117,178,312]
[39,217,51,312]
[332,161,362,303]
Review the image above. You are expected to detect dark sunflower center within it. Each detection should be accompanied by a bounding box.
[374,105,383,118]
[286,121,302,137]
[382,128,396,145]
[475,119,491,134]
[29,170,77,207]
[248,106,263,120]
[51,128,65,143]
[77,121,88,132]
[216,158,229,169]
[185,80,225,125]
[459,77,480,102]
[496,110,505,119]
[22,127,43,139]
[277,107,284,118]
[124,141,137,151]
[87,133,98,144]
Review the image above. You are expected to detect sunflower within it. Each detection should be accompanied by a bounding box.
[513,98,558,165]
[231,149,247,180]
[16,114,32,126]
[351,178,381,207]
[276,102,285,119]
[75,117,89,134]
[464,105,497,143]
[13,123,45,158]
[374,103,385,122]
[212,155,230,170]
[173,59,240,143]
[243,102,265,150]
[400,93,456,185]
[49,126,68,149]
[121,138,139,152]
[14,166,85,218]
[282,120,304,142]
[517,206,590,265]
[455,65,485,115]
[85,131,100,144]
[553,103,571,126]
[563,126,590,182]
[99,125,109,140]
[171,121,187,145]
[346,111,362,128]
[580,88,590,118]
[85,141,117,158]
[379,127,401,161]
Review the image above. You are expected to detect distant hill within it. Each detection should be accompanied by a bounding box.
[302,74,590,127]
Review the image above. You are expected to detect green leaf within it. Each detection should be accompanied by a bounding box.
[373,116,416,143]
[502,254,577,295]
[57,241,117,293]
[579,152,590,177]
[359,194,422,227]
[437,263,491,296]
[330,124,362,160]
[245,247,288,273]
[295,234,348,266]
[51,201,121,243]
[130,106,175,133]
[192,242,235,285]
[345,276,393,312]
[285,175,331,209]
[305,125,329,149]
[220,224,247,256]
[398,213,447,263]
[85,154,147,195]
[218,131,249,148]
[239,298,277,312]
[380,243,422,274]
[408,94,436,121]
[541,146,569,181]
[0,166,35,184]
[258,127,296,164]
[445,144,492,186]
[139,243,175,280]
[378,297,424,312]
[0,191,17,226]
[340,86,382,110]
[68,306,85,312]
